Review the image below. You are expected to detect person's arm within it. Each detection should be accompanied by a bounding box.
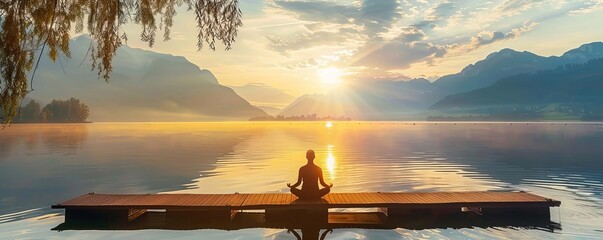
[288,168,303,188]
[318,168,333,188]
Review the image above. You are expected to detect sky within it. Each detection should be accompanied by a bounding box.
[121,0,603,101]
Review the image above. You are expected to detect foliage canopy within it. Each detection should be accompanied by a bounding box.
[0,0,242,123]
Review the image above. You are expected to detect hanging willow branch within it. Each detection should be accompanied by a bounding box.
[0,0,242,124]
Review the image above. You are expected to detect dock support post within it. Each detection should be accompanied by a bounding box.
[65,208,146,224]
[481,207,551,218]
[381,207,461,219]
[166,209,238,225]
[265,208,328,224]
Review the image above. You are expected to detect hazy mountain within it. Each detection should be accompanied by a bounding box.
[255,105,282,115]
[279,94,336,117]
[28,35,266,121]
[281,42,603,119]
[431,59,603,109]
[279,79,431,119]
[433,42,603,97]
[561,42,603,62]
[230,83,295,107]
[432,49,561,97]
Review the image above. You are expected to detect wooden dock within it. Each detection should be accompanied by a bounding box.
[52,191,560,224]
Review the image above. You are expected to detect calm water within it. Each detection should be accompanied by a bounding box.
[1,122,603,239]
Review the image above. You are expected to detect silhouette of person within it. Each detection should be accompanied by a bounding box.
[287,149,333,199]
[288,228,332,240]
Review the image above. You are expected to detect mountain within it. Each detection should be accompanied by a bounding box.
[230,83,295,108]
[29,35,266,121]
[279,94,337,117]
[255,105,282,115]
[561,42,603,62]
[431,59,603,109]
[432,49,562,97]
[279,79,431,119]
[280,42,603,119]
[433,42,603,98]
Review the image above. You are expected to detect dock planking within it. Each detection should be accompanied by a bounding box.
[53,192,560,210]
[52,192,560,223]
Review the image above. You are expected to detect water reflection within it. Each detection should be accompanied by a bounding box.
[1,122,602,239]
[0,124,88,158]
[325,145,336,181]
[0,123,265,218]
[52,211,559,240]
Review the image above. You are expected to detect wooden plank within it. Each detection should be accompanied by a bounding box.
[273,194,281,204]
[339,193,350,204]
[267,194,276,205]
[358,193,371,204]
[278,193,286,204]
[359,192,373,204]
[324,194,336,203]
[200,194,218,206]
[355,193,367,204]
[258,194,268,205]
[346,193,358,204]
[263,194,272,205]
[328,193,340,204]
[264,194,273,205]
[335,193,347,204]
[52,191,561,211]
[229,194,248,207]
[271,194,280,205]
[242,194,257,206]
[210,194,227,206]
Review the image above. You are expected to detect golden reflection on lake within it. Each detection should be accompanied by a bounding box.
[1,122,603,239]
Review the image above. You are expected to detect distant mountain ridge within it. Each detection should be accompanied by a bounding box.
[29,35,266,121]
[280,42,603,119]
[230,83,295,107]
[431,59,603,109]
[434,42,603,97]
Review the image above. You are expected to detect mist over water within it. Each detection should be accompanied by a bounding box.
[1,122,602,239]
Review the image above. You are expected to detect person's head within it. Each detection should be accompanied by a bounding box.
[306,149,315,161]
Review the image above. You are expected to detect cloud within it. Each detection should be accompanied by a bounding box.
[410,1,457,31]
[456,21,538,52]
[426,1,456,21]
[495,0,537,16]
[272,0,358,24]
[359,0,401,36]
[273,0,401,36]
[354,41,447,69]
[482,0,551,23]
[353,22,538,69]
[285,58,320,70]
[398,26,426,42]
[570,0,603,15]
[264,0,585,78]
[266,27,361,55]
[285,50,356,70]
[267,0,401,55]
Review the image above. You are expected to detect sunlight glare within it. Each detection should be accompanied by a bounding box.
[326,145,336,180]
[318,67,343,87]
[325,121,333,128]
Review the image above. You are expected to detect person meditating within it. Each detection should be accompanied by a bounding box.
[287,149,333,199]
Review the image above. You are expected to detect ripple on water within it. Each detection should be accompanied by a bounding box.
[0,208,43,224]
[1,122,603,239]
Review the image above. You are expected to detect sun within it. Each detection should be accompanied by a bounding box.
[318,67,343,87]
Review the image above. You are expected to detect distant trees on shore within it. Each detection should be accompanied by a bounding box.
[250,114,351,121]
[13,98,90,123]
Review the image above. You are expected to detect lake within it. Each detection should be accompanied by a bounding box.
[1,122,602,239]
